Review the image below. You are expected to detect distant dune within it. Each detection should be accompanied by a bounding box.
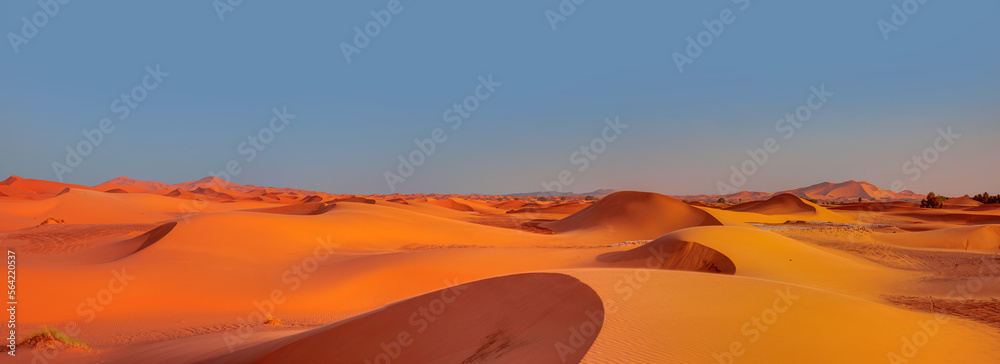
[541,191,723,240]
[2,175,999,363]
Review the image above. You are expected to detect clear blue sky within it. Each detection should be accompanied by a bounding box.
[2,0,997,196]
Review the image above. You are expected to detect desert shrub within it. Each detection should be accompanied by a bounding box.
[920,192,945,209]
[263,314,283,326]
[17,328,90,351]
[584,195,597,201]
[972,192,1000,204]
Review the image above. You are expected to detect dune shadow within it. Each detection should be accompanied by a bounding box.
[242,202,337,216]
[597,239,736,275]
[206,273,605,364]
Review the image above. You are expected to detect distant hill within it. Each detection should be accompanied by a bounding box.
[673,181,923,204]
[506,189,617,197]
[96,176,324,196]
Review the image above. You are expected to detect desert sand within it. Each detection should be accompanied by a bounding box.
[2,176,999,363]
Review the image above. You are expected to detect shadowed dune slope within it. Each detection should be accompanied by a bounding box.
[242,202,337,216]
[0,175,97,196]
[423,198,475,212]
[727,193,817,214]
[209,273,604,364]
[597,239,736,274]
[541,191,722,240]
[827,201,921,212]
[877,225,1000,251]
[943,196,983,208]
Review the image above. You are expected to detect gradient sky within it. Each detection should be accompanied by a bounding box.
[2,0,998,196]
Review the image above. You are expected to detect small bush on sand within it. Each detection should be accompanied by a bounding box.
[263,314,283,326]
[17,328,90,351]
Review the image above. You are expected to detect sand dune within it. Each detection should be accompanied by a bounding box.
[720,193,855,224]
[423,198,475,212]
[209,273,603,363]
[568,269,1000,363]
[541,191,723,241]
[244,202,337,216]
[966,204,1000,212]
[507,202,590,215]
[728,193,818,214]
[877,225,1000,251]
[0,175,96,198]
[892,210,1000,226]
[491,200,527,209]
[828,201,922,212]
[596,239,736,274]
[943,196,983,208]
[643,226,896,295]
[0,188,273,231]
[4,176,999,363]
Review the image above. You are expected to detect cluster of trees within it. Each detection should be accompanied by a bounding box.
[920,192,947,209]
[972,192,1000,204]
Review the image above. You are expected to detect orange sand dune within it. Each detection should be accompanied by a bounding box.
[728,193,819,214]
[5,176,1000,364]
[828,201,922,212]
[418,197,511,215]
[209,273,602,363]
[191,187,236,201]
[966,204,1000,212]
[877,225,1000,251]
[684,201,711,207]
[0,188,274,231]
[0,175,96,198]
[943,196,983,208]
[597,239,736,274]
[491,200,527,209]
[508,202,590,215]
[97,176,173,191]
[93,183,150,193]
[447,198,508,215]
[422,198,475,212]
[716,193,855,224]
[891,210,1000,226]
[330,196,376,204]
[644,226,898,295]
[541,191,723,241]
[243,202,338,216]
[567,269,1000,363]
